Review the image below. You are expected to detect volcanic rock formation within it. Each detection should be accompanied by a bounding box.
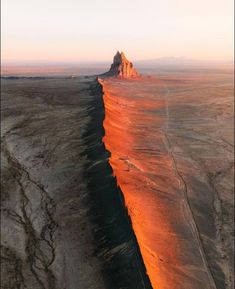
[104,51,139,78]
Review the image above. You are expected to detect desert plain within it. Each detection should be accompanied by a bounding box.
[1,67,234,289]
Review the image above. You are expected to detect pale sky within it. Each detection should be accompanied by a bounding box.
[1,0,234,64]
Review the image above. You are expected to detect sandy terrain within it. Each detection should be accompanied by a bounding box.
[99,71,234,289]
[1,77,151,289]
[1,70,233,289]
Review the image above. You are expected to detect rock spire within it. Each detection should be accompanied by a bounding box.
[104,51,139,78]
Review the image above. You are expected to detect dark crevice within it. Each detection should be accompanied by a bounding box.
[82,79,153,289]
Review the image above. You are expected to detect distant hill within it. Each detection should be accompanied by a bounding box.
[1,57,233,77]
[136,57,233,67]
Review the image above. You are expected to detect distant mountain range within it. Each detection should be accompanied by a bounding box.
[135,57,233,68]
[1,57,233,76]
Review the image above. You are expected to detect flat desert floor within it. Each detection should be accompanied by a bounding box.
[1,69,234,289]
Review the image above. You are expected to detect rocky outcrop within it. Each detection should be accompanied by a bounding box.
[103,51,139,78]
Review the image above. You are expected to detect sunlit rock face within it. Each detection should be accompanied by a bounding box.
[99,71,234,289]
[104,51,139,78]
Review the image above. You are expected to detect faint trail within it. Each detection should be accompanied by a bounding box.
[161,81,218,289]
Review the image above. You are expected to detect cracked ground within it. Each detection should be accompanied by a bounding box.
[1,77,151,289]
[1,72,234,289]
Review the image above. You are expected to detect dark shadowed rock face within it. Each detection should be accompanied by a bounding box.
[1,77,151,289]
[104,51,139,78]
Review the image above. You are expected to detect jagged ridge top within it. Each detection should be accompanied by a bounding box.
[104,50,139,78]
[113,51,129,63]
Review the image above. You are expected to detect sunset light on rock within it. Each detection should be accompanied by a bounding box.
[1,1,234,289]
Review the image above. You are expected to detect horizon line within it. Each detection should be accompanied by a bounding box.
[2,57,234,67]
